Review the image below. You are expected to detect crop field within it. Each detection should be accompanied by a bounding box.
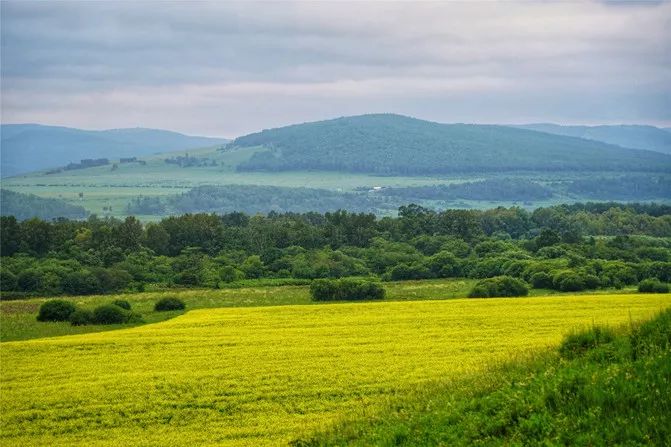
[1,293,669,446]
[0,279,479,342]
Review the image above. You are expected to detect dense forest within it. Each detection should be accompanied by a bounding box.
[380,179,554,201]
[566,175,671,200]
[0,190,88,221]
[233,114,671,175]
[125,177,671,216]
[127,185,399,215]
[1,203,669,298]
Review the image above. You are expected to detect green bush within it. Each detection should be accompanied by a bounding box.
[0,270,18,292]
[174,270,200,286]
[468,276,528,298]
[559,326,615,359]
[310,278,385,301]
[62,270,101,295]
[69,308,94,326]
[530,271,553,289]
[638,279,669,294]
[92,304,129,324]
[17,269,43,292]
[552,270,599,292]
[388,263,432,281]
[112,299,132,310]
[154,297,186,311]
[37,299,77,322]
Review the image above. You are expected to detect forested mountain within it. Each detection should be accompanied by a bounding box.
[0,189,88,220]
[233,114,671,175]
[512,123,671,154]
[0,124,228,177]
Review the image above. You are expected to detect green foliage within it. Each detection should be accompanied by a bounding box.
[61,270,101,295]
[154,297,186,311]
[559,326,616,359]
[0,270,18,292]
[69,309,94,326]
[468,276,529,298]
[0,189,87,221]
[92,304,129,324]
[638,279,669,293]
[112,299,132,310]
[37,299,76,322]
[530,271,553,289]
[388,263,432,281]
[17,269,43,292]
[128,185,396,216]
[552,270,600,292]
[567,175,671,200]
[2,203,670,297]
[381,179,553,202]
[233,114,671,175]
[310,278,385,301]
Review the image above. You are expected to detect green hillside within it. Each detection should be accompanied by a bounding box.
[513,123,671,154]
[233,114,671,175]
[0,124,228,177]
[0,189,88,221]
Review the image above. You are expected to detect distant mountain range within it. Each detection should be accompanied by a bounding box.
[511,123,671,155]
[233,114,671,175]
[0,124,228,177]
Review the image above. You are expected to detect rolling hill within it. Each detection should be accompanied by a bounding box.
[512,123,671,154]
[233,114,671,175]
[0,189,88,220]
[0,124,228,177]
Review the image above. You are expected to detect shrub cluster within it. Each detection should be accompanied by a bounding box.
[468,276,529,298]
[154,297,186,311]
[36,299,76,322]
[638,279,669,294]
[112,299,132,310]
[310,278,385,301]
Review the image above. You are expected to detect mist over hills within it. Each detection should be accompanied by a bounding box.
[233,114,671,175]
[0,124,228,177]
[512,123,671,155]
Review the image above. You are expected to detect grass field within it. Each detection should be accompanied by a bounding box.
[4,145,647,218]
[1,293,669,446]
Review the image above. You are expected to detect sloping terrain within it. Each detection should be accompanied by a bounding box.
[0,124,228,177]
[1,294,668,446]
[513,123,671,154]
[0,189,88,220]
[233,114,671,175]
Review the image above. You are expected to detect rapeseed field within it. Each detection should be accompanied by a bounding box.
[1,294,669,446]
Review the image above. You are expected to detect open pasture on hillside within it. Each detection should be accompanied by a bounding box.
[1,293,669,446]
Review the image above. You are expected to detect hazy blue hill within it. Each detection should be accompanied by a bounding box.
[513,123,671,154]
[0,124,228,177]
[0,189,88,220]
[233,114,671,175]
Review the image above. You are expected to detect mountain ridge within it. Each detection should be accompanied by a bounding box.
[0,124,228,177]
[511,123,671,154]
[232,114,671,175]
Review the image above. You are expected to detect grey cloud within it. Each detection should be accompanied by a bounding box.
[1,1,669,136]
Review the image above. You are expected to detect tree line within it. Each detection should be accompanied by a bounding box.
[1,203,670,297]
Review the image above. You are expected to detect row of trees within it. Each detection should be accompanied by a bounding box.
[1,203,669,297]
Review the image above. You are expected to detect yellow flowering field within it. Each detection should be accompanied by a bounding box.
[1,294,669,446]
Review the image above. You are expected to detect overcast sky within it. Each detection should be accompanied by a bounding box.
[1,1,670,137]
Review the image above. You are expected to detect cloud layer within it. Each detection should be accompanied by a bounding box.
[2,1,670,136]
